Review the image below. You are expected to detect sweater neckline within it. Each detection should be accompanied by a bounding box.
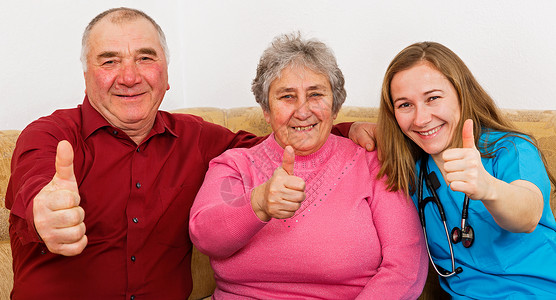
[263,133,337,173]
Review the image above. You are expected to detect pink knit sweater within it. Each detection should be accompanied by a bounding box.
[190,134,428,299]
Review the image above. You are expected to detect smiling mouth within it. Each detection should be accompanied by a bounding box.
[292,124,316,131]
[417,125,441,136]
[116,92,146,98]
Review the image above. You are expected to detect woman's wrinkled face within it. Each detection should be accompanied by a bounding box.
[264,65,337,156]
[391,62,461,159]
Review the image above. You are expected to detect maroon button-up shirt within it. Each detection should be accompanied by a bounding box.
[6,97,262,299]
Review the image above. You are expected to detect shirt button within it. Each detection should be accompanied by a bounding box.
[132,217,139,223]
[136,148,140,152]
[112,130,118,135]
[131,256,136,262]
[136,182,141,189]
[130,296,135,300]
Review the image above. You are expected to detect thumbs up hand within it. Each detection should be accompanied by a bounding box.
[33,140,87,256]
[281,145,295,175]
[250,146,306,222]
[442,119,494,200]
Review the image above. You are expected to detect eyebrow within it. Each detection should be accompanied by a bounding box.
[96,47,159,60]
[136,47,158,57]
[393,89,444,102]
[274,85,329,94]
[424,89,443,95]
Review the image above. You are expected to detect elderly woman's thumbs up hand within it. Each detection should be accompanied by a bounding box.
[250,146,306,222]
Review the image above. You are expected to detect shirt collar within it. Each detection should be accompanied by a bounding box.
[80,95,178,141]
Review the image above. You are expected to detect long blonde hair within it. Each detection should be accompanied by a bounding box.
[376,41,555,196]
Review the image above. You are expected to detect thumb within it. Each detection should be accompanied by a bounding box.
[462,119,476,149]
[55,140,76,181]
[281,145,295,175]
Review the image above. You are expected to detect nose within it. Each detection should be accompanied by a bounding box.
[293,97,311,120]
[117,61,141,87]
[414,105,432,127]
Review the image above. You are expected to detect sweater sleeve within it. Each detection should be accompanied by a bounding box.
[189,150,267,259]
[355,154,429,299]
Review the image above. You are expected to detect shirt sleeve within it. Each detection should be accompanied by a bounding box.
[490,135,553,224]
[189,150,267,259]
[355,154,429,299]
[331,122,353,138]
[196,120,264,167]
[6,115,78,244]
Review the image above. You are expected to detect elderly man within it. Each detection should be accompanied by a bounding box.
[6,7,370,300]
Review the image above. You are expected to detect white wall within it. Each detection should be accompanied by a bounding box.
[2,0,555,130]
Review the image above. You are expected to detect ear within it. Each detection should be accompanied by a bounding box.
[263,109,271,124]
[83,72,88,95]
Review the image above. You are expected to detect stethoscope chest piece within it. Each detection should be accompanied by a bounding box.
[451,225,475,248]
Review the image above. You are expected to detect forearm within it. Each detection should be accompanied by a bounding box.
[364,174,428,299]
[481,178,543,233]
[189,162,267,258]
[189,197,266,258]
[7,128,61,243]
[359,217,428,299]
[356,246,428,300]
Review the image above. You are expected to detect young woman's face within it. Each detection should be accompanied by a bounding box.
[390,62,461,159]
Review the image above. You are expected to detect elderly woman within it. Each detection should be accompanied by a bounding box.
[189,33,428,299]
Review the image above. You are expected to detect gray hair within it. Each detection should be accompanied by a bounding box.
[251,32,346,114]
[80,7,169,71]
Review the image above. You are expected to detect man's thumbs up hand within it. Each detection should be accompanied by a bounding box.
[33,140,87,256]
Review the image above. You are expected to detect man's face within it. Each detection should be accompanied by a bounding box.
[84,17,169,135]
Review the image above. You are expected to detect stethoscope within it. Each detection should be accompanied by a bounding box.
[418,155,475,277]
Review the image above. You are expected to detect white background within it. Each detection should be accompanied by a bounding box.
[1,0,555,130]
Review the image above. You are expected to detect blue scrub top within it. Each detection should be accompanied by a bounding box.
[413,131,556,299]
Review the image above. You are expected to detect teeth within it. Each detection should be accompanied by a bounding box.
[293,124,316,131]
[419,127,440,136]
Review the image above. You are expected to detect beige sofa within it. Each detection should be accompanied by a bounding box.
[1,106,555,299]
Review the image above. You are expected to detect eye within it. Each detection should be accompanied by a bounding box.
[396,102,411,109]
[137,56,155,63]
[428,96,440,102]
[309,92,323,97]
[279,94,294,100]
[102,60,115,65]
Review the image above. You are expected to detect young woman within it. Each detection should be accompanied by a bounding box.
[376,41,556,298]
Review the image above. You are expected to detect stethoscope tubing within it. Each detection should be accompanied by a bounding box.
[418,155,466,277]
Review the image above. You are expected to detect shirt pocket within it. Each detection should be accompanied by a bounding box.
[154,183,198,248]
